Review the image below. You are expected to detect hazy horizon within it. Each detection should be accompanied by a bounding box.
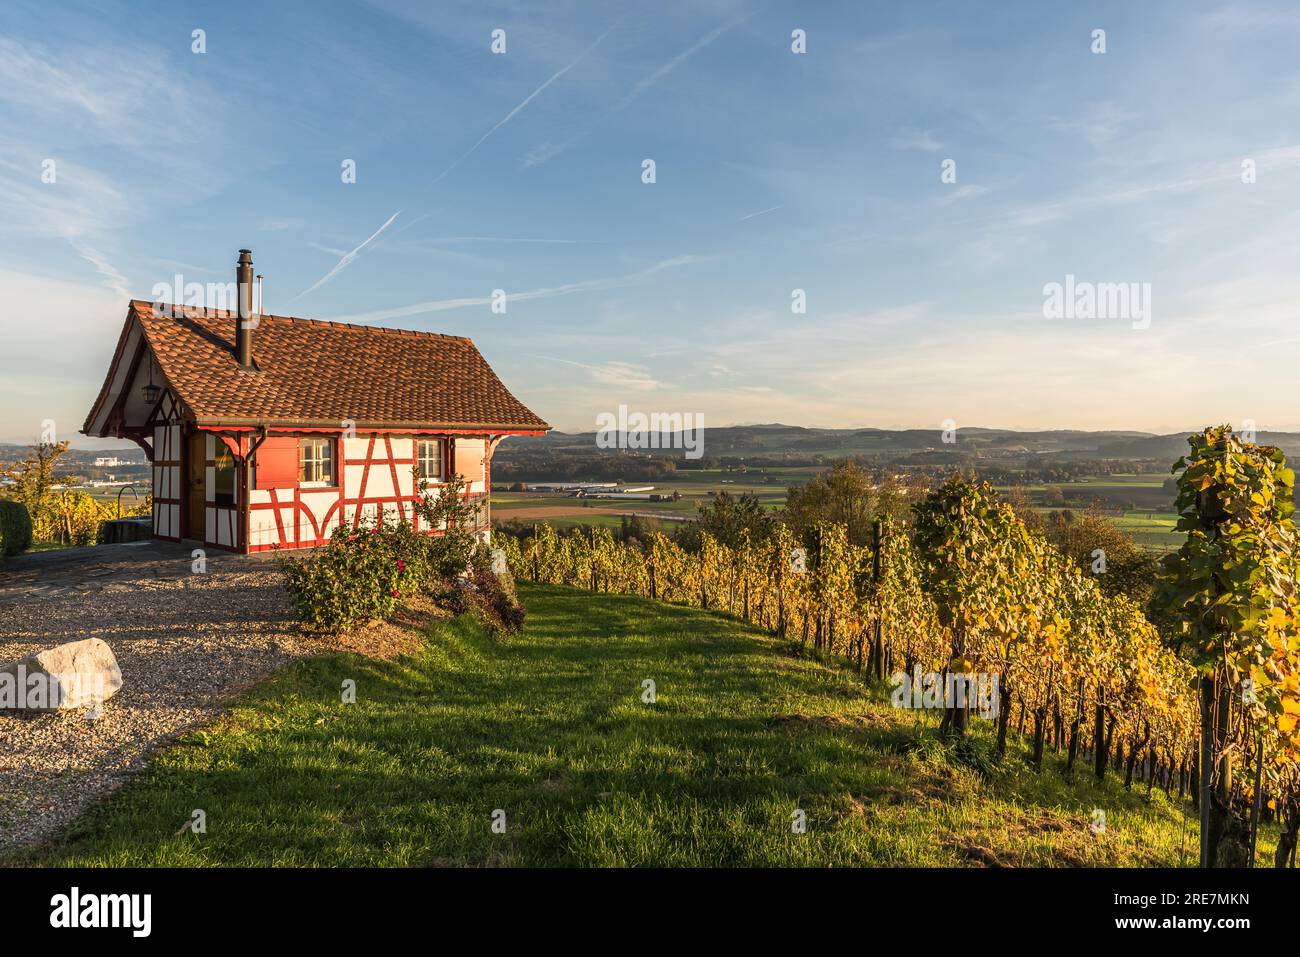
[25,420,1300,453]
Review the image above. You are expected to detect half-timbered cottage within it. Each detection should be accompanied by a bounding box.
[82,250,548,553]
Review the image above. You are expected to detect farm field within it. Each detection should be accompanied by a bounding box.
[1109,511,1181,549]
[19,583,1224,868]
[1003,472,1180,549]
[491,468,794,530]
[493,468,1181,547]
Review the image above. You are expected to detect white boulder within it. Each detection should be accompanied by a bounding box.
[0,638,123,711]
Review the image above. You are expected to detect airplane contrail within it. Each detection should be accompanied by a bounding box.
[293,210,401,299]
[432,25,616,185]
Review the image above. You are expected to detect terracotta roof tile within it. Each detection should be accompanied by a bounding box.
[95,300,548,432]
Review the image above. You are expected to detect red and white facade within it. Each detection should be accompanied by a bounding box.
[137,393,516,553]
[243,431,494,553]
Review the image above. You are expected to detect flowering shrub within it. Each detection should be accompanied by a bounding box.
[279,474,523,634]
[280,521,436,630]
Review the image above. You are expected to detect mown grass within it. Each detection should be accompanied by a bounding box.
[13,582,1240,867]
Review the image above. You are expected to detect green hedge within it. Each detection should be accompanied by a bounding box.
[0,500,33,556]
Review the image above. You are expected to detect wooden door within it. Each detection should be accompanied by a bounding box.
[187,431,206,540]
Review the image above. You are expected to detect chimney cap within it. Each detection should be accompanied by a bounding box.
[238,248,253,261]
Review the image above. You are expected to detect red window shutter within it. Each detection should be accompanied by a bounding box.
[254,436,299,489]
[454,440,484,484]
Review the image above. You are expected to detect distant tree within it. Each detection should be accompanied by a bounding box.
[510,482,528,492]
[782,461,920,546]
[1,440,70,541]
[692,491,773,549]
[1042,506,1158,604]
[619,513,656,547]
[1044,507,1134,566]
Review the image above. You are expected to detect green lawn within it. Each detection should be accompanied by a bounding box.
[17,583,1225,867]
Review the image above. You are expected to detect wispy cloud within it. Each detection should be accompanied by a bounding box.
[936,184,990,204]
[308,241,349,257]
[520,141,571,169]
[0,154,126,239]
[890,128,944,152]
[0,36,208,145]
[1047,102,1137,149]
[327,255,710,324]
[0,36,232,241]
[433,25,616,184]
[532,356,669,391]
[987,145,1300,229]
[68,238,130,299]
[1199,2,1300,29]
[294,210,401,299]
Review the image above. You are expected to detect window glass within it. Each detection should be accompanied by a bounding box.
[417,438,444,480]
[299,438,335,486]
[214,445,235,505]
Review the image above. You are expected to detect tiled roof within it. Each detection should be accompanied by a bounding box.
[89,300,549,432]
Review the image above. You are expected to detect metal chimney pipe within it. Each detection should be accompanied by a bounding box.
[236,249,254,368]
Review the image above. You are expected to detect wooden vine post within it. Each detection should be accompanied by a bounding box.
[869,518,885,680]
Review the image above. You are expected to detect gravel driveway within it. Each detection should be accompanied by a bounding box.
[0,541,314,854]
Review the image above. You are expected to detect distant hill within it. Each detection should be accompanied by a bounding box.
[1097,432,1300,461]
[0,444,147,480]
[501,424,1281,461]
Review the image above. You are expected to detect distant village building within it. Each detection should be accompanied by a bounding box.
[82,250,548,553]
[529,482,656,496]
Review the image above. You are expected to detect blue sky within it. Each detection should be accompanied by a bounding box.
[4,0,1300,446]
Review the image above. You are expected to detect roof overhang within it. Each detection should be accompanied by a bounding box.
[82,311,189,437]
[195,419,548,435]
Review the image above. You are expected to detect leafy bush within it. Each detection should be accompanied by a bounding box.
[280,521,436,630]
[428,581,471,617]
[0,500,33,555]
[477,571,526,634]
[426,550,526,636]
[279,475,520,633]
[469,547,526,634]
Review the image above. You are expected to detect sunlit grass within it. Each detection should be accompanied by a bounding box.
[17,583,1245,867]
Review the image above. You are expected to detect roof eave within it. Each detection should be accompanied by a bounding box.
[194,417,549,434]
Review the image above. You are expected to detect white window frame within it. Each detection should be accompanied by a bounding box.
[299,437,335,488]
[417,438,445,482]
